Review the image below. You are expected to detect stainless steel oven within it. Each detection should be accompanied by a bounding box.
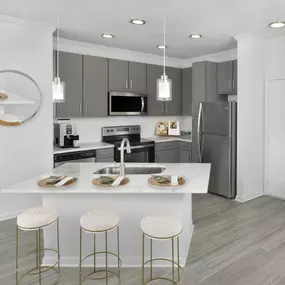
[109,92,148,116]
[116,144,155,163]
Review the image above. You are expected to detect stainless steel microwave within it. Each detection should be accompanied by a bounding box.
[108,92,148,116]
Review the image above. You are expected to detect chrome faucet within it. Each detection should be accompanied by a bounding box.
[120,138,131,176]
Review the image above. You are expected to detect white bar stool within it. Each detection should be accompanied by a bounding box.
[16,207,60,285]
[79,210,121,285]
[141,216,184,285]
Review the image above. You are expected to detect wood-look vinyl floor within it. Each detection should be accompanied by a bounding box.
[1,194,285,284]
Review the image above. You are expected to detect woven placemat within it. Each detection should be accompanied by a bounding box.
[148,176,185,187]
[93,177,130,187]
[38,176,77,188]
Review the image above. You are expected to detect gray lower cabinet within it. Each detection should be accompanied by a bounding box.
[182,67,192,115]
[83,55,108,117]
[56,52,83,118]
[108,59,129,92]
[129,62,146,93]
[96,148,114,162]
[165,67,182,116]
[180,149,191,163]
[146,64,165,116]
[155,141,191,163]
[217,60,238,95]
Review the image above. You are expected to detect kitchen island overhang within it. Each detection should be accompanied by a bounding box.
[1,163,211,268]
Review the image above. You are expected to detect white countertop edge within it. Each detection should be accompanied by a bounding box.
[54,142,114,155]
[145,136,192,143]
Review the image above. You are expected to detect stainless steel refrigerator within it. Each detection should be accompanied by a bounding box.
[196,101,237,199]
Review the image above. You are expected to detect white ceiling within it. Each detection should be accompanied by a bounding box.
[0,0,285,59]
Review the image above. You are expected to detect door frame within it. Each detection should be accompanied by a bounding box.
[264,77,285,195]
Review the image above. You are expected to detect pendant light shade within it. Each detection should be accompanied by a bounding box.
[52,77,65,103]
[53,17,65,103]
[157,74,172,101]
[157,15,172,102]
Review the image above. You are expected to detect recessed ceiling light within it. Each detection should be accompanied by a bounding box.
[269,21,285,28]
[130,19,145,25]
[157,45,167,49]
[101,33,114,39]
[190,34,202,39]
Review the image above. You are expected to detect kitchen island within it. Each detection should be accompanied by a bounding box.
[1,163,211,268]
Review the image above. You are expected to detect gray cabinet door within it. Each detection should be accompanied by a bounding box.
[217,61,233,95]
[155,149,179,163]
[108,59,129,91]
[83,55,108,117]
[56,52,83,118]
[180,150,191,163]
[233,60,237,94]
[129,62,146,93]
[192,62,206,117]
[182,67,192,115]
[146,64,165,116]
[165,67,182,115]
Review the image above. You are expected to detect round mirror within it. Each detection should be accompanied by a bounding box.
[0,70,42,126]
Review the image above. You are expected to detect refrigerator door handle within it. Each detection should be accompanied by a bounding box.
[200,105,205,161]
[197,102,202,163]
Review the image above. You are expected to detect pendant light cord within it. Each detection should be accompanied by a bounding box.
[56,16,60,78]
[163,14,166,76]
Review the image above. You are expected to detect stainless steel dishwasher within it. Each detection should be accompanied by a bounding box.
[54,150,96,168]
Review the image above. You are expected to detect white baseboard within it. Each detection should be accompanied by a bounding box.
[0,209,27,221]
[235,193,264,203]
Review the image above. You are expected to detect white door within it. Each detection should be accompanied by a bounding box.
[265,79,285,198]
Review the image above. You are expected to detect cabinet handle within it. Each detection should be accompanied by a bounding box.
[233,80,235,90]
[130,80,133,89]
[85,104,88,113]
[229,80,232,89]
[125,79,128,89]
[79,104,82,113]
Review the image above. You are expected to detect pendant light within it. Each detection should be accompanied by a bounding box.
[157,15,172,101]
[52,17,65,103]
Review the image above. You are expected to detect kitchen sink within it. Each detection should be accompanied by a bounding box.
[94,165,166,175]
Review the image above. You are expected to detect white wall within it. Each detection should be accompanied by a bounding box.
[235,34,265,202]
[0,17,54,220]
[65,116,192,142]
[263,36,285,198]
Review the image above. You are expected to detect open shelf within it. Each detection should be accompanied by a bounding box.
[0,90,35,105]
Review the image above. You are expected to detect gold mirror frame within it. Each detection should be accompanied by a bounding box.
[0,70,42,126]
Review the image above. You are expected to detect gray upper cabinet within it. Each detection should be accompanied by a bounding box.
[182,67,192,115]
[146,64,165,116]
[217,60,237,95]
[56,52,83,118]
[109,59,147,93]
[128,62,147,93]
[108,59,129,92]
[233,60,237,94]
[83,55,108,117]
[192,61,218,117]
[165,67,182,116]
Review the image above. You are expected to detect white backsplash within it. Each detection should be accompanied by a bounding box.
[64,116,192,143]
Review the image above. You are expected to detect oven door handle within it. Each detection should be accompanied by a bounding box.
[118,144,155,151]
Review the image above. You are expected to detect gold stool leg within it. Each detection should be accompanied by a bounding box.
[150,239,153,280]
[16,227,19,285]
[36,230,39,269]
[172,237,175,285]
[57,219,60,272]
[142,232,145,285]
[38,228,42,285]
[117,226,120,278]
[177,237,180,283]
[93,233,96,273]
[105,230,108,285]
[79,228,82,285]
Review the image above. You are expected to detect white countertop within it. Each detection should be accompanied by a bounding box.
[1,163,210,194]
[145,136,192,143]
[54,142,114,155]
